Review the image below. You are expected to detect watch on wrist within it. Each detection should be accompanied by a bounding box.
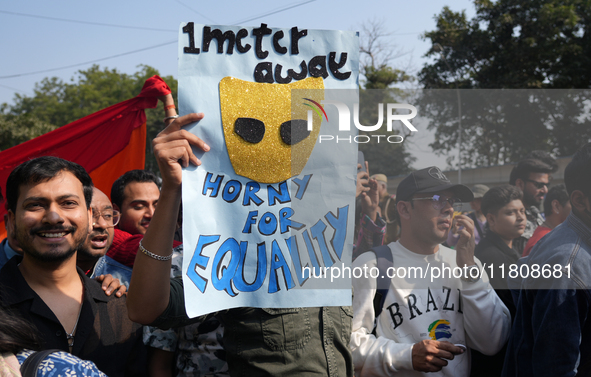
[460,265,481,283]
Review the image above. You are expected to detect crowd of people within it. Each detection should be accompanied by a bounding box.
[0,103,590,377]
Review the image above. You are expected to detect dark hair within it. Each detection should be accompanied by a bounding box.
[481,185,523,216]
[524,151,558,173]
[110,170,161,209]
[543,184,569,216]
[0,304,40,353]
[6,156,93,213]
[509,159,554,185]
[564,142,591,196]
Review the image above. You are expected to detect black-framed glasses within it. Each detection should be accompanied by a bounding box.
[525,179,549,190]
[411,195,463,211]
[92,209,120,227]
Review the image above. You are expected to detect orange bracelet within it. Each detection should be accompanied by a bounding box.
[164,104,176,110]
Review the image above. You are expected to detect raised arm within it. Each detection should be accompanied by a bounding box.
[127,113,208,324]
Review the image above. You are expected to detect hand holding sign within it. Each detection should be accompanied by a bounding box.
[128,112,211,324]
[153,113,209,187]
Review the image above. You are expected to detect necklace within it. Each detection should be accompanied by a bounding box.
[66,285,84,351]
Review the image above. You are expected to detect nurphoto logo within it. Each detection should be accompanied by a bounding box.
[303,100,418,144]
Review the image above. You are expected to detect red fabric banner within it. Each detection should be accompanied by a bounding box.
[0,75,171,240]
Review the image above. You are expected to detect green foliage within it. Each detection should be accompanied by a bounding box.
[2,65,177,172]
[363,65,411,90]
[0,114,58,152]
[419,0,591,167]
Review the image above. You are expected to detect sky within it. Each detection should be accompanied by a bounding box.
[0,0,476,170]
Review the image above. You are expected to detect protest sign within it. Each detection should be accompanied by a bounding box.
[178,23,359,317]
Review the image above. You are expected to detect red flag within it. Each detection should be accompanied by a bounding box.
[0,75,171,239]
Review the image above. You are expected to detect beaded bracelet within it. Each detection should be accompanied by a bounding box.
[139,240,173,261]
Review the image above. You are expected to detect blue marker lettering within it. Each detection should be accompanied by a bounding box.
[222,180,242,203]
[258,212,278,236]
[325,205,349,259]
[292,174,313,200]
[243,181,264,206]
[202,173,224,197]
[267,181,290,205]
[279,207,304,234]
[211,238,240,297]
[268,240,295,293]
[233,241,267,292]
[187,235,220,293]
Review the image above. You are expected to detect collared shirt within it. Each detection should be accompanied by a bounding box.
[512,205,545,254]
[567,211,591,245]
[0,257,147,377]
[472,231,520,377]
[522,225,552,257]
[0,238,19,271]
[475,231,521,293]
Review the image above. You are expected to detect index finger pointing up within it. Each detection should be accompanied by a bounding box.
[160,113,204,135]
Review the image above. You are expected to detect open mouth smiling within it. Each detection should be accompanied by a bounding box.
[90,234,108,247]
[38,231,68,238]
[32,225,76,240]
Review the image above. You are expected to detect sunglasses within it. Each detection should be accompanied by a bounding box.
[525,179,549,189]
[411,195,463,211]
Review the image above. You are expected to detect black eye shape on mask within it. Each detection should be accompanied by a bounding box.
[235,118,265,144]
[234,118,310,145]
[280,119,309,145]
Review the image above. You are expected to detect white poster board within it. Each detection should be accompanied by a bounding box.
[179,23,359,317]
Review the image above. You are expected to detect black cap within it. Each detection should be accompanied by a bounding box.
[396,166,474,202]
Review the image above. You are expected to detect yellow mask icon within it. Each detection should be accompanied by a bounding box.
[219,76,324,184]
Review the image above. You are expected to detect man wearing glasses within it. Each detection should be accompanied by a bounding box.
[350,166,511,376]
[509,158,555,254]
[77,187,132,288]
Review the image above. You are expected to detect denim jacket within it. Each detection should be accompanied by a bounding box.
[502,213,591,377]
[90,255,133,288]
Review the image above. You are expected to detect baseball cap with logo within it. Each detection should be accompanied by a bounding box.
[396,166,474,202]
